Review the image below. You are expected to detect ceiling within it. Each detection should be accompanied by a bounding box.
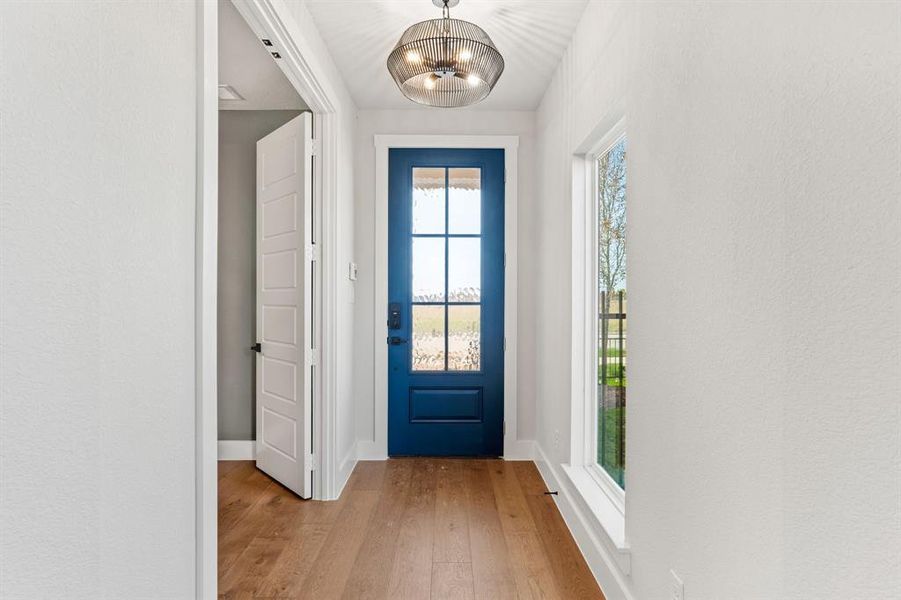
[218,0,307,111]
[305,0,588,110]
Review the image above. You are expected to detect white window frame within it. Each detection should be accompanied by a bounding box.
[586,128,628,507]
[563,116,630,568]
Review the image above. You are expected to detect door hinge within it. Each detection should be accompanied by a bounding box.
[308,453,318,471]
[504,337,507,352]
[307,348,320,367]
[310,138,322,157]
[503,421,506,436]
[305,244,320,262]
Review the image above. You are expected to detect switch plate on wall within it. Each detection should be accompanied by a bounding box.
[669,570,684,600]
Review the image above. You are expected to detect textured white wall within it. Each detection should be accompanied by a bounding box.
[535,1,901,599]
[0,2,198,598]
[352,109,539,448]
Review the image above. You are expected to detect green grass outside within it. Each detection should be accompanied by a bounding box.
[598,363,627,387]
[598,406,626,488]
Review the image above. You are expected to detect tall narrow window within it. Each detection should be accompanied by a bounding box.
[596,137,627,489]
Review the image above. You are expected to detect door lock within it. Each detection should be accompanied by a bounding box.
[387,336,407,345]
[388,303,402,330]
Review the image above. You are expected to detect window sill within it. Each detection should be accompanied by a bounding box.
[561,463,627,552]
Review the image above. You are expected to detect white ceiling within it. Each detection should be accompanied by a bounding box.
[305,0,588,110]
[218,0,307,111]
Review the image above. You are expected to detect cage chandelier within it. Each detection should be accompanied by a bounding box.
[387,0,504,108]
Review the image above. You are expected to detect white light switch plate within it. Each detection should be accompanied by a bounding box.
[670,570,684,600]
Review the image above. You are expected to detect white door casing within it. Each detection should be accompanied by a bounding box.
[255,113,313,498]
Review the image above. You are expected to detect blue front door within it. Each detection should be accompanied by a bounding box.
[388,148,504,456]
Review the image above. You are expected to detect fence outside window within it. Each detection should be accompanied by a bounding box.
[598,289,626,488]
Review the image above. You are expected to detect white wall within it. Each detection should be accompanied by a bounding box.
[218,110,302,441]
[352,109,539,451]
[534,2,901,599]
[0,2,198,598]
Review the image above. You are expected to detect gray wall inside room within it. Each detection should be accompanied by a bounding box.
[218,109,303,440]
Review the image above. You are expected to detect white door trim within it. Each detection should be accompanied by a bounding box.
[196,0,342,596]
[365,134,527,461]
[195,3,218,598]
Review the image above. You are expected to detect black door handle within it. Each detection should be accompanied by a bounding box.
[387,336,407,345]
[250,342,262,353]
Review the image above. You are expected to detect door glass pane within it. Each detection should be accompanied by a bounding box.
[412,167,445,234]
[448,305,480,371]
[412,237,445,302]
[412,305,445,371]
[448,237,480,302]
[448,168,481,234]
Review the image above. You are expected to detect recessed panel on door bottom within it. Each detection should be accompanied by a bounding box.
[409,388,483,423]
[261,407,297,459]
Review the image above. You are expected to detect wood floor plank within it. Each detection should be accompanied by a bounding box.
[341,460,415,599]
[504,530,563,600]
[489,461,561,599]
[511,461,549,496]
[253,523,331,598]
[218,459,602,600]
[431,562,474,600]
[218,590,254,600]
[219,465,276,534]
[432,459,471,563]
[218,460,244,478]
[386,459,439,600]
[219,532,290,597]
[465,460,518,600]
[489,460,538,534]
[525,494,604,599]
[300,488,381,598]
[219,482,293,576]
[349,460,389,491]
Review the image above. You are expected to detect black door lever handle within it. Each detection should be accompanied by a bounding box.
[387,337,407,345]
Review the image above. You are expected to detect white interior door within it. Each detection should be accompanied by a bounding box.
[255,113,313,498]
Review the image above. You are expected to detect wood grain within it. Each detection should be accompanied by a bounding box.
[431,562,474,600]
[218,459,604,599]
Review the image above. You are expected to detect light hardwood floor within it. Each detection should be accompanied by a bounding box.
[218,458,604,599]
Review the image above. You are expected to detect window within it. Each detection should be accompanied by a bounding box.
[593,137,627,490]
[410,167,482,372]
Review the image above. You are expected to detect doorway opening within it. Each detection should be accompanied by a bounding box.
[217,0,315,497]
[211,0,329,593]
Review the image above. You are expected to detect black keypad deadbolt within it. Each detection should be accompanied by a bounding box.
[388,303,402,330]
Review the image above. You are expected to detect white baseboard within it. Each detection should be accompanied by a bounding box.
[355,439,388,461]
[533,443,634,600]
[334,443,358,499]
[503,438,536,460]
[218,440,255,461]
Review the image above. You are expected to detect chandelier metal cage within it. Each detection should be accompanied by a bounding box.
[386,0,504,108]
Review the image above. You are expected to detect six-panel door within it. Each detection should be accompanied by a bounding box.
[255,113,313,497]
